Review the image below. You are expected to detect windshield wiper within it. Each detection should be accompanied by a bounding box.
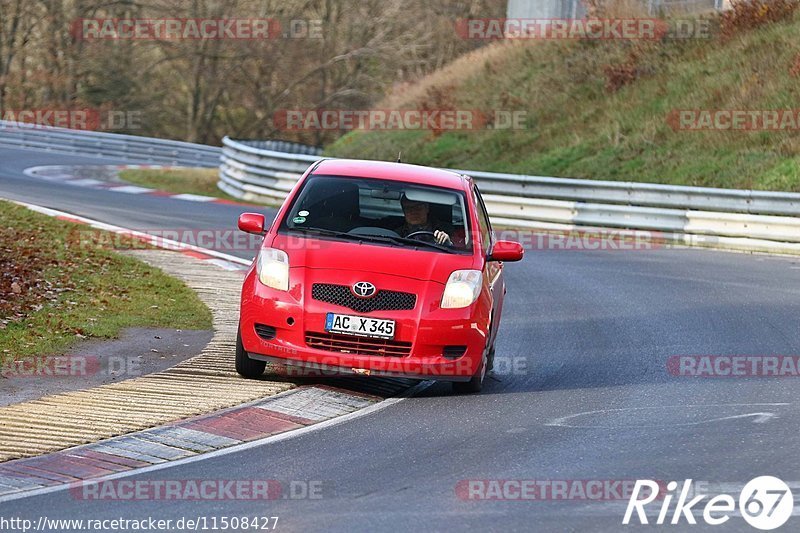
[289,227,360,241]
[354,233,457,254]
[289,226,456,253]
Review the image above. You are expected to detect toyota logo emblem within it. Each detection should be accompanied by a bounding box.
[352,281,376,298]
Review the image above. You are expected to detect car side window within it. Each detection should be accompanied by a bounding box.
[473,187,493,251]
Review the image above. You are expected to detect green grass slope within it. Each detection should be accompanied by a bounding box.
[327,13,800,191]
[0,201,212,362]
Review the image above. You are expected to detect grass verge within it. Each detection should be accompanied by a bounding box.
[119,168,244,202]
[327,11,800,192]
[0,200,213,364]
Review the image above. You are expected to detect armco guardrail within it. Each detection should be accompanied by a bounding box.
[218,137,321,203]
[0,120,220,167]
[4,123,797,252]
[220,137,800,251]
[466,171,800,216]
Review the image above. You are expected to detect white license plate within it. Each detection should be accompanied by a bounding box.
[325,313,395,339]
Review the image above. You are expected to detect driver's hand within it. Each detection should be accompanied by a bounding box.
[434,230,452,245]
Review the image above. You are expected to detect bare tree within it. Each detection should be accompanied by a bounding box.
[0,0,501,142]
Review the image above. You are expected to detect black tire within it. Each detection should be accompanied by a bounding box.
[452,349,487,394]
[486,343,496,372]
[235,328,266,378]
[485,314,497,372]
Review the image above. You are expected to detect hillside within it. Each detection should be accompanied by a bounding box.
[327,9,800,191]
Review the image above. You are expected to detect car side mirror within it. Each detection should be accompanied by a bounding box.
[238,213,266,235]
[489,240,524,262]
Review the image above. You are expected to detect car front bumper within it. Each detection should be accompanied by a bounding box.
[239,269,490,381]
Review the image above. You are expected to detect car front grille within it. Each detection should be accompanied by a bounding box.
[311,283,416,313]
[305,331,412,357]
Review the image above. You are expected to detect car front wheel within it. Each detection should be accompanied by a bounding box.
[236,327,266,378]
[452,349,487,394]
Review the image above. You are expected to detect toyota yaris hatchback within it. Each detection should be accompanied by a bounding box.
[236,159,523,393]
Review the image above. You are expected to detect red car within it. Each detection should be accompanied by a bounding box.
[235,159,523,392]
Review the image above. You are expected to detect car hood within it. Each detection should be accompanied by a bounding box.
[269,234,477,283]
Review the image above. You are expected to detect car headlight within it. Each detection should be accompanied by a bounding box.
[441,270,482,309]
[256,248,289,291]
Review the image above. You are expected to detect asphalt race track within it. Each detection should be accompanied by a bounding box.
[2,147,800,532]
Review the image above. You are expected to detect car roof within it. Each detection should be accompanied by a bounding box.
[310,159,469,190]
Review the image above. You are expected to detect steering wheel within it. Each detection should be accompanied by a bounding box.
[405,230,440,244]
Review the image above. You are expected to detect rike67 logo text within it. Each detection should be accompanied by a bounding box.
[624,477,793,530]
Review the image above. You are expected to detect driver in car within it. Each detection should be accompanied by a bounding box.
[396,194,453,245]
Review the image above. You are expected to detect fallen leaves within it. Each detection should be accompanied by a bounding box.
[1,211,95,336]
[1,201,212,360]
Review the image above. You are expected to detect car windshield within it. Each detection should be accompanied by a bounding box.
[279,175,472,253]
